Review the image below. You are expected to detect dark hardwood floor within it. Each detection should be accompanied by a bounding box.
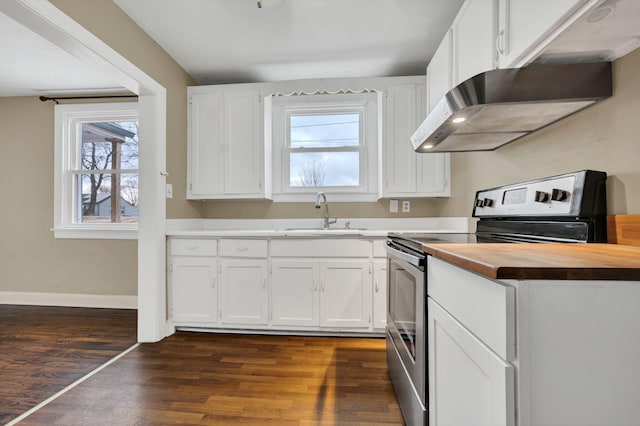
[19,332,404,425]
[0,305,137,424]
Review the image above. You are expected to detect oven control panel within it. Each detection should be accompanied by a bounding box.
[473,170,606,218]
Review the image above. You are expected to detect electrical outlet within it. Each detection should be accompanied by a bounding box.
[390,199,399,213]
[166,184,173,198]
[402,200,410,212]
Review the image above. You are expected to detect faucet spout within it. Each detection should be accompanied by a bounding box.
[314,192,336,229]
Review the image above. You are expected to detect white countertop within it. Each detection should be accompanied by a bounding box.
[166,217,471,238]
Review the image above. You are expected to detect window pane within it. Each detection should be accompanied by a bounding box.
[290,114,359,148]
[80,121,138,171]
[290,152,359,187]
[77,173,138,223]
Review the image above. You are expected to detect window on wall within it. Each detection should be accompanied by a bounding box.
[54,102,139,239]
[272,92,380,202]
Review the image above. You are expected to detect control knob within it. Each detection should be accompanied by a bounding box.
[483,198,495,207]
[535,191,550,203]
[475,199,484,208]
[551,188,570,201]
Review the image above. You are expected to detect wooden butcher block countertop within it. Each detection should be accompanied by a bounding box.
[421,243,640,281]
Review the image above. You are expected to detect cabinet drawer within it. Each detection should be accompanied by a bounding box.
[220,239,268,258]
[171,239,218,256]
[427,256,515,361]
[271,239,371,257]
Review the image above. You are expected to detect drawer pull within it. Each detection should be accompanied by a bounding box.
[186,245,198,251]
[235,247,249,252]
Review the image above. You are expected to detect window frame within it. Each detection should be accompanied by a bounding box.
[271,92,380,202]
[53,102,139,239]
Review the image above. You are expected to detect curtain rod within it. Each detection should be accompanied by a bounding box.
[39,94,138,104]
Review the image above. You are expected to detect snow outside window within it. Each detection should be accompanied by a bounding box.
[53,102,139,239]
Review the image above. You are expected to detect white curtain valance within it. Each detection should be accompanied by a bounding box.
[269,88,381,97]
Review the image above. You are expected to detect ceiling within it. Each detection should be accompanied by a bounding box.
[0,10,125,97]
[113,0,465,85]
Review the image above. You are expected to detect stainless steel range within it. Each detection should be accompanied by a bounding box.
[385,170,607,425]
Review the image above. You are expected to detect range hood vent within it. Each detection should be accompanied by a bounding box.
[411,62,612,153]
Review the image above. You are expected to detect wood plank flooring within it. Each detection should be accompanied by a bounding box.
[0,305,137,424]
[19,332,404,425]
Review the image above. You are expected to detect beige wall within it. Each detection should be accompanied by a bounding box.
[434,48,640,218]
[0,0,202,298]
[51,0,202,219]
[0,97,137,295]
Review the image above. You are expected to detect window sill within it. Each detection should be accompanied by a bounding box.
[52,226,138,240]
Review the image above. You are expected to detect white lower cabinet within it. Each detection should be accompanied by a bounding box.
[428,298,515,426]
[219,258,268,325]
[171,256,218,324]
[372,259,387,330]
[271,260,318,326]
[271,259,371,329]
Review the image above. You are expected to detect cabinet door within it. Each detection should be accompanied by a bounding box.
[453,0,497,85]
[384,84,418,194]
[219,258,268,325]
[171,257,218,323]
[224,91,263,195]
[373,259,387,330]
[188,93,224,198]
[497,0,588,68]
[427,29,453,113]
[271,260,319,327]
[319,260,371,328]
[428,298,515,426]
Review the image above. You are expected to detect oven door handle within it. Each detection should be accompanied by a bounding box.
[385,242,425,268]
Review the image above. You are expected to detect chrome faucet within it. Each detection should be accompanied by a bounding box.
[315,191,337,229]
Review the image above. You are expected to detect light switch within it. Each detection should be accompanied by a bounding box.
[402,200,410,212]
[166,184,173,199]
[390,199,399,213]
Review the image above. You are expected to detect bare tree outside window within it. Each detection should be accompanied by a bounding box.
[297,160,326,186]
[79,121,138,223]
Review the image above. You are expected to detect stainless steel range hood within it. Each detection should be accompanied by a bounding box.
[411,62,612,153]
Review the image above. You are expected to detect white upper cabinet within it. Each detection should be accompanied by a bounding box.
[453,0,498,86]
[187,88,268,199]
[426,29,453,114]
[382,84,450,197]
[496,0,592,68]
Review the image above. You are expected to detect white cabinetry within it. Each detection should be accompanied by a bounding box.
[453,0,497,85]
[427,255,640,426]
[270,239,372,330]
[426,29,452,114]
[169,239,218,324]
[383,84,450,197]
[187,89,267,199]
[496,0,592,68]
[218,239,269,325]
[428,299,515,426]
[372,258,387,330]
[271,260,318,326]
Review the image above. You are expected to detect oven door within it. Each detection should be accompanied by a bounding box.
[385,242,426,409]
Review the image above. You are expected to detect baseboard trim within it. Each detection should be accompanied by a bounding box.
[0,292,138,309]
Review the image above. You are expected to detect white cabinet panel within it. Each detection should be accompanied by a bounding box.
[171,257,217,324]
[497,0,589,68]
[373,259,387,330]
[220,239,268,258]
[383,84,450,197]
[427,29,453,114]
[219,259,268,325]
[271,239,371,258]
[188,89,266,199]
[428,299,515,426]
[319,260,371,328]
[453,0,497,85]
[271,260,319,326]
[188,93,224,197]
[224,91,263,195]
[171,238,218,257]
